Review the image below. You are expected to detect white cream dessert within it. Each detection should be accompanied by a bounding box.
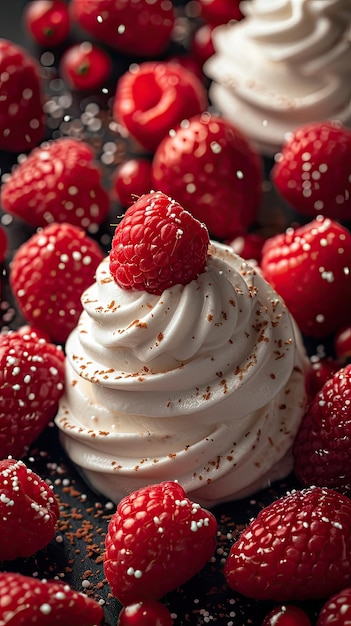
[55,241,308,507]
[204,0,351,155]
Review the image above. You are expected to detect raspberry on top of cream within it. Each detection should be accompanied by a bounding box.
[55,242,308,507]
[204,0,351,155]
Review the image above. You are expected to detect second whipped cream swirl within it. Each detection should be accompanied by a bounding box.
[205,0,351,154]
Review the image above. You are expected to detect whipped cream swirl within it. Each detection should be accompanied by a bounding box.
[204,0,351,155]
[56,243,308,506]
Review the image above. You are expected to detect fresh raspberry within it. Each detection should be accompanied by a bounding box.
[118,600,173,626]
[104,481,217,605]
[9,223,104,344]
[167,53,204,82]
[224,486,351,601]
[227,232,265,264]
[260,216,351,338]
[272,121,351,221]
[262,605,312,626]
[113,61,208,154]
[151,113,262,240]
[293,364,351,491]
[70,0,175,58]
[111,158,153,207]
[0,571,104,625]
[190,23,216,70]
[0,39,46,153]
[59,42,112,91]
[23,0,70,47]
[317,587,351,626]
[0,458,59,561]
[1,137,109,231]
[0,327,64,459]
[198,0,244,25]
[109,191,209,295]
[16,323,51,342]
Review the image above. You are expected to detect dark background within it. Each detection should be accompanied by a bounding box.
[0,0,29,45]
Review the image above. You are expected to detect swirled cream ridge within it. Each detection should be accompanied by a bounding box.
[204,0,351,155]
[55,242,308,507]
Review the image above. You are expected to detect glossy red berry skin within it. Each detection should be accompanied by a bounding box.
[227,232,265,264]
[272,121,351,221]
[114,61,208,154]
[190,24,216,69]
[262,604,312,626]
[152,114,262,240]
[118,600,173,626]
[9,222,104,344]
[0,329,65,460]
[1,137,109,230]
[225,486,351,602]
[317,587,351,626]
[198,0,244,25]
[60,42,112,91]
[0,458,60,561]
[104,481,217,606]
[0,39,46,152]
[293,364,351,491]
[0,572,104,625]
[260,216,351,338]
[70,0,175,58]
[112,158,153,207]
[23,0,70,47]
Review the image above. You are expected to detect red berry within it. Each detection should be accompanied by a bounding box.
[224,486,351,601]
[0,458,59,561]
[0,328,65,459]
[262,605,312,626]
[118,600,173,626]
[293,364,351,491]
[272,121,351,221]
[317,587,351,626]
[305,355,339,399]
[9,222,104,344]
[70,0,175,58]
[16,323,51,343]
[114,61,208,153]
[198,0,244,25]
[227,232,265,264]
[0,39,46,153]
[0,571,104,625]
[109,190,209,295]
[1,137,109,231]
[104,480,217,605]
[152,113,262,240]
[190,24,216,69]
[60,42,112,91]
[167,54,204,82]
[260,216,351,338]
[23,0,70,47]
[111,158,153,207]
[335,325,351,363]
